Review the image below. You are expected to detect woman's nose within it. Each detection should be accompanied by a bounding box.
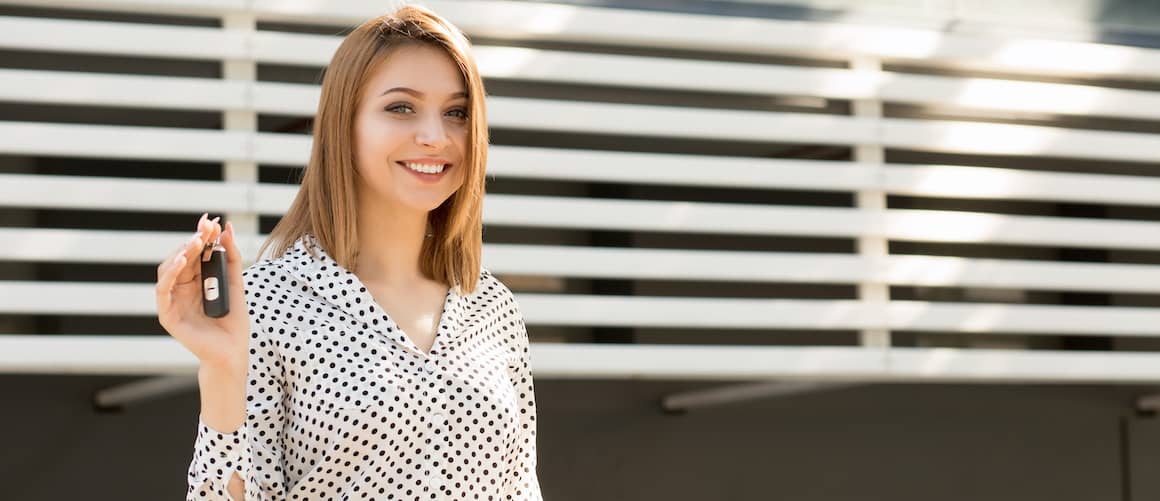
[415,114,450,149]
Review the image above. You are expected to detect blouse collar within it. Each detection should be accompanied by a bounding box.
[269,233,465,358]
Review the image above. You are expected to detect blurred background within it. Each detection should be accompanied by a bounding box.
[3,0,1160,499]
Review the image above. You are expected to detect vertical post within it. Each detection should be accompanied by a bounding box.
[222,12,259,264]
[3,158,37,337]
[851,57,890,348]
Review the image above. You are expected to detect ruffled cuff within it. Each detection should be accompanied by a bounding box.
[193,415,250,499]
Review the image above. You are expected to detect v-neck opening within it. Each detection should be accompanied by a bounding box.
[286,234,459,358]
[364,279,456,358]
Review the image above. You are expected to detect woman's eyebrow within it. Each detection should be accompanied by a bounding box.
[380,86,468,99]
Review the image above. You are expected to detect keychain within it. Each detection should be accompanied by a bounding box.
[200,229,229,318]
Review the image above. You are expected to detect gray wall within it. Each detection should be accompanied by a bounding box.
[5,375,1160,500]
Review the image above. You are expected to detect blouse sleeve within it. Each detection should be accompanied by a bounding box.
[187,415,251,500]
[505,313,544,501]
[187,268,289,500]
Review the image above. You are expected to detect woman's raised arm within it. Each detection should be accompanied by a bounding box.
[155,214,252,499]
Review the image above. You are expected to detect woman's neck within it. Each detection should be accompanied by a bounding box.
[353,197,430,288]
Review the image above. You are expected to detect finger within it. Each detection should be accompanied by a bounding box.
[157,212,211,316]
[158,231,201,281]
[201,216,222,262]
[157,212,208,277]
[221,221,244,291]
[156,239,194,322]
[172,213,215,284]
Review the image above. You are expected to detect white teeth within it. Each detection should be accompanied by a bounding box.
[403,162,446,174]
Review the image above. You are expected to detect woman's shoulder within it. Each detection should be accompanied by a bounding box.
[463,268,525,321]
[242,234,318,284]
[241,259,293,288]
[468,267,515,299]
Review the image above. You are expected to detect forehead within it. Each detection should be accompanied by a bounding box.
[364,43,466,98]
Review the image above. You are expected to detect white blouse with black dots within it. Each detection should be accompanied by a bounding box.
[186,234,542,501]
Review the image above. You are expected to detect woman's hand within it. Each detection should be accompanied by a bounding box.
[156,213,249,372]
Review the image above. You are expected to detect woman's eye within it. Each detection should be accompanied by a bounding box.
[385,103,414,113]
[446,108,468,120]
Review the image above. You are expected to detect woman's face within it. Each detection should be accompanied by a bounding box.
[354,43,469,217]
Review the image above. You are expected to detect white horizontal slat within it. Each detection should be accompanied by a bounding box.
[883,301,1160,336]
[0,0,244,17]
[0,228,263,266]
[0,174,250,213]
[250,30,340,66]
[252,81,320,115]
[518,294,1160,336]
[0,69,247,111]
[534,343,887,380]
[0,335,197,374]
[0,121,301,165]
[879,208,1160,250]
[881,164,1160,207]
[6,282,1157,335]
[882,348,1160,384]
[4,229,1160,294]
[474,48,1160,122]
[473,45,820,97]
[869,255,1160,294]
[251,130,312,166]
[484,244,1160,294]
[483,194,868,236]
[883,118,1160,164]
[0,282,155,315]
[536,344,1160,383]
[0,16,245,60]
[3,334,1160,383]
[250,182,296,214]
[878,73,1160,121]
[484,195,1160,250]
[486,96,877,144]
[531,343,1160,382]
[0,121,250,162]
[491,147,1160,207]
[0,69,318,115]
[487,146,877,191]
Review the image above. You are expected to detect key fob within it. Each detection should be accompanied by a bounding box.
[201,240,229,318]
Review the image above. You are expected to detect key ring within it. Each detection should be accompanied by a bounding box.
[201,233,221,262]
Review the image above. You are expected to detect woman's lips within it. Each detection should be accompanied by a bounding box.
[397,161,452,181]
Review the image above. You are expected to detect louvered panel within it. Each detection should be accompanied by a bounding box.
[1,0,1160,383]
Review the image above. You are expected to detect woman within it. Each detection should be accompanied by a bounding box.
[155,5,542,500]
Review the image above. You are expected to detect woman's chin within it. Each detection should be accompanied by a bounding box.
[399,196,454,214]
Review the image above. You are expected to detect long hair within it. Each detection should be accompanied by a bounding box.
[257,4,488,294]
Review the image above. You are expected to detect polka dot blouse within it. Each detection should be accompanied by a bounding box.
[186,234,542,500]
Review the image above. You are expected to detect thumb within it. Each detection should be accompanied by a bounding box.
[221,221,245,293]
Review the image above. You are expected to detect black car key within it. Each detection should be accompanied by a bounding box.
[201,234,229,318]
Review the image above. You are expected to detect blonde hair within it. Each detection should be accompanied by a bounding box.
[257,4,488,294]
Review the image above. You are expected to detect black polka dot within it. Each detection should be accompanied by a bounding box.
[186,234,541,500]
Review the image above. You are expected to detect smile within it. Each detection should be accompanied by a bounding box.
[397,161,452,180]
[402,161,446,174]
